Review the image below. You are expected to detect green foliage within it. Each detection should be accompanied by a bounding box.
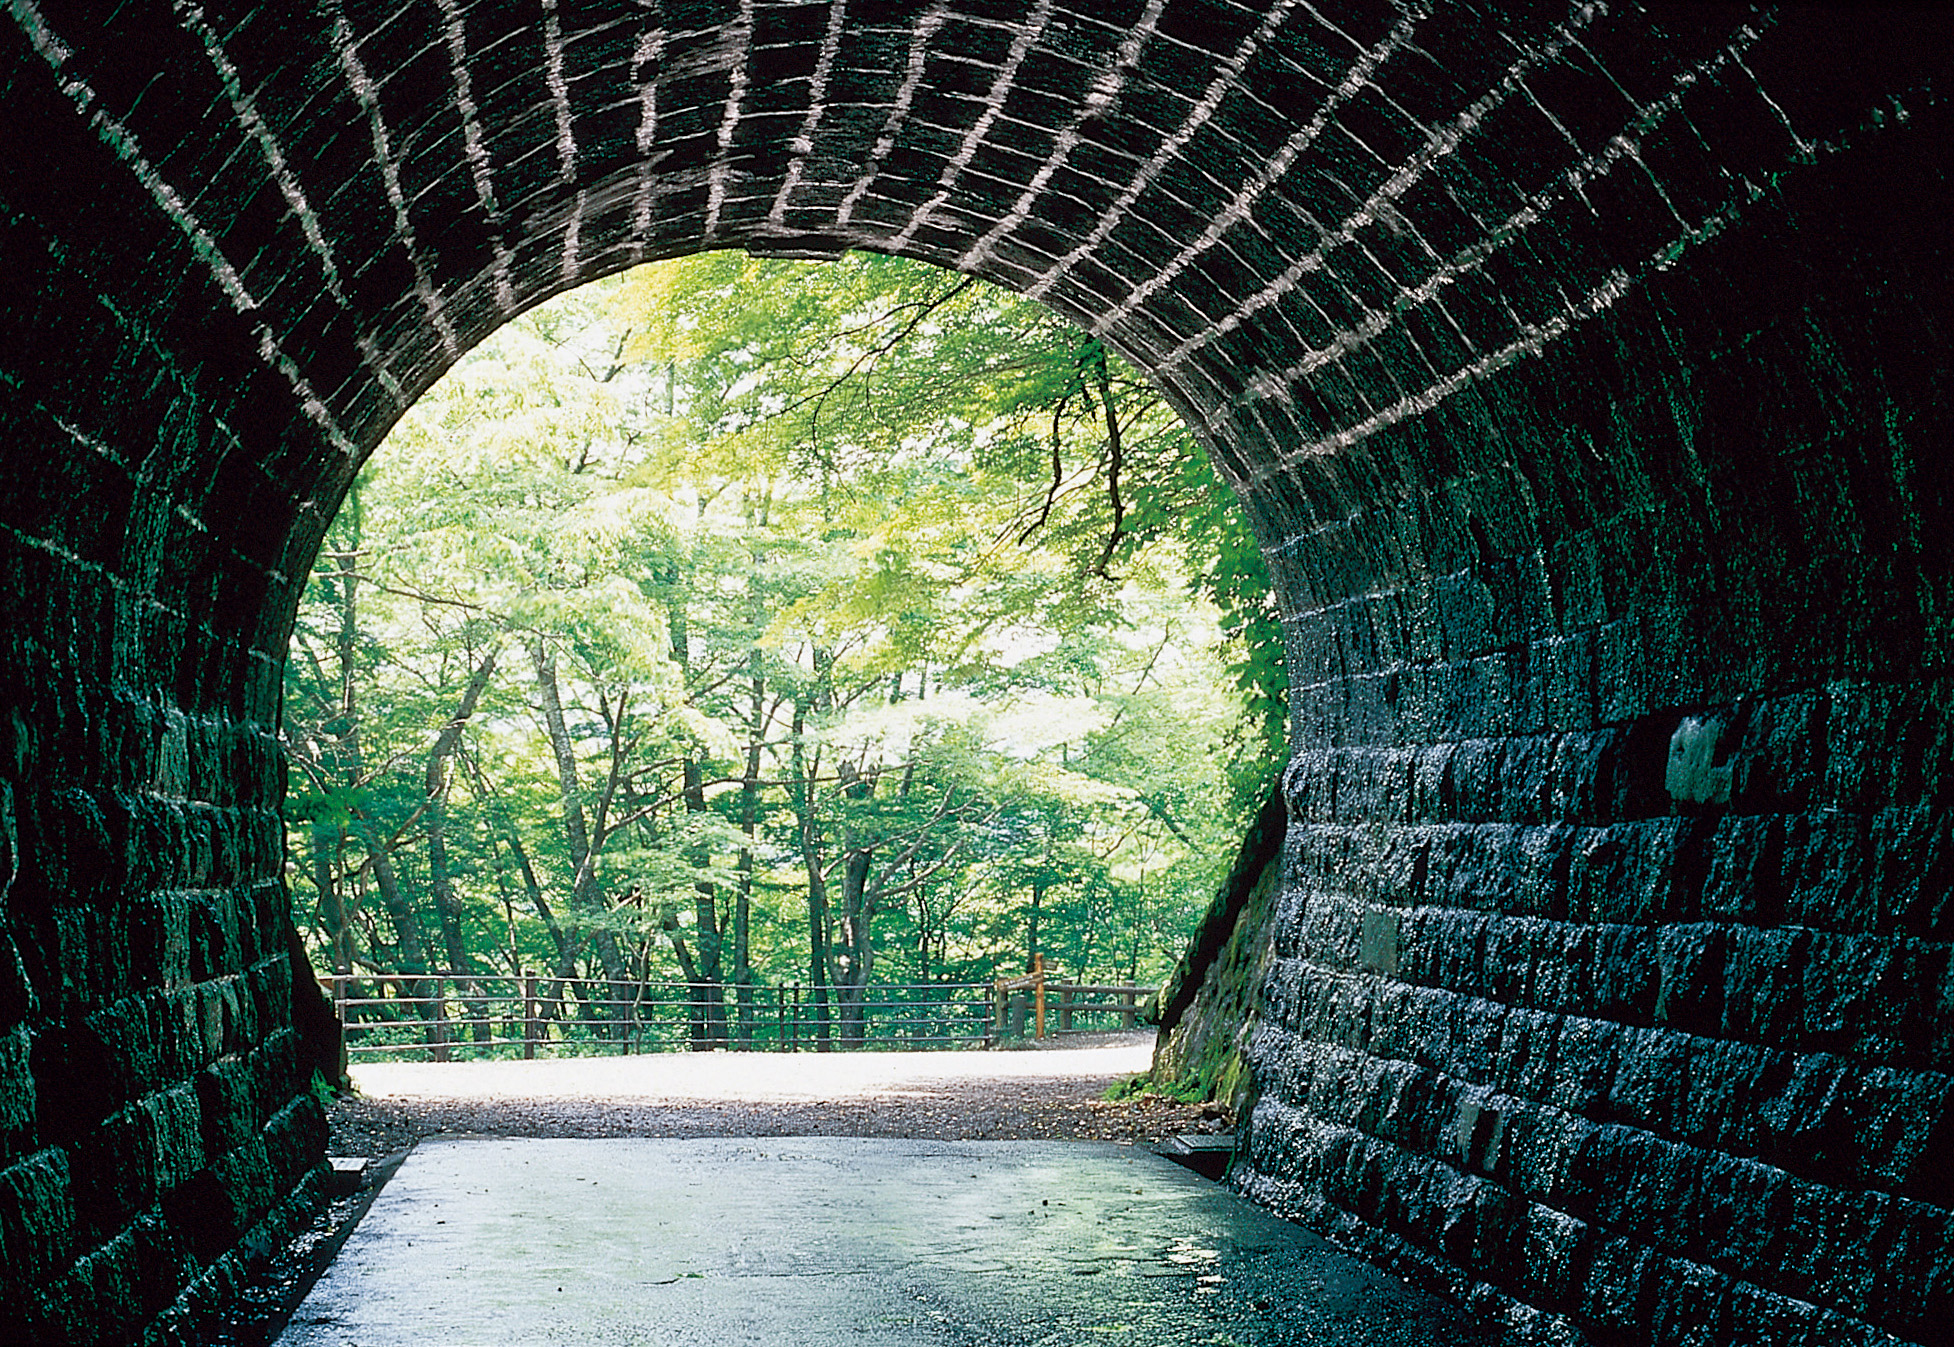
[285,252,1284,1044]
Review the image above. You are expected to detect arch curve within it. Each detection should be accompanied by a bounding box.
[0,3,1949,1343]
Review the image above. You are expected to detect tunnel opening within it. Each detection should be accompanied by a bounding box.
[1,4,1950,1344]
[290,249,1277,1064]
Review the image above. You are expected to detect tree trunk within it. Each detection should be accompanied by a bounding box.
[328,513,440,1050]
[669,573,727,1050]
[789,700,832,1050]
[531,639,630,1037]
[733,652,765,1047]
[427,647,499,1041]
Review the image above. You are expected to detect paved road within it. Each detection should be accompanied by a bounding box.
[278,1138,1493,1347]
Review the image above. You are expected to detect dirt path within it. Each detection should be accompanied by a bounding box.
[327,1032,1223,1156]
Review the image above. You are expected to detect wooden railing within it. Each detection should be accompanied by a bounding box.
[317,971,1150,1060]
[991,956,1156,1040]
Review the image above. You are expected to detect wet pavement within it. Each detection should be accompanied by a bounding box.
[276,1138,1493,1347]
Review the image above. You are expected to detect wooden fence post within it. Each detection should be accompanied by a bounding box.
[1033,953,1046,1039]
[522,970,539,1060]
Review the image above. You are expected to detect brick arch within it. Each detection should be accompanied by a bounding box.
[1,2,1949,1342]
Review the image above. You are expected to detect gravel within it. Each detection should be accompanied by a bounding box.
[327,1031,1226,1156]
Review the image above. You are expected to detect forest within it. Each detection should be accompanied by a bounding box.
[284,251,1284,1050]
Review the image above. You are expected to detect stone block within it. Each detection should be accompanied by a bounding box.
[1677,1037,1783,1156]
[0,1148,75,1286]
[1667,712,1734,806]
[1606,1025,1692,1133]
[1718,1281,1833,1345]
[1576,1232,1659,1336]
[1728,690,1825,813]
[1802,931,1899,1052]
[1869,806,1954,941]
[1720,925,1807,1043]
[1870,1197,1954,1341]
[1781,812,1878,934]
[1654,922,1728,1035]
[1537,921,1604,1013]
[1684,1150,1788,1277]
[1587,923,1658,1021]
[145,1081,204,1194]
[28,1015,122,1141]
[1769,1180,1887,1316]
[0,1025,34,1163]
[1503,1004,1565,1099]
[1540,1015,1622,1116]
[1699,812,1788,925]
[194,1056,258,1160]
[1569,822,1679,925]
[1646,1256,1734,1347]
[70,1104,158,1247]
[32,1221,146,1347]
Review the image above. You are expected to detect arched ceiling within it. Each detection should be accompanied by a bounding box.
[2,6,1952,1344]
[7,1,1940,683]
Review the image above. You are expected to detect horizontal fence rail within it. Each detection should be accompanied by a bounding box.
[317,973,1152,1061]
[991,956,1155,1040]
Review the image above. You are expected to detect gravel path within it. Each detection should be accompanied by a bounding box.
[327,1032,1225,1156]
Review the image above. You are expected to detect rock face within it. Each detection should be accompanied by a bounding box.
[0,3,1948,1343]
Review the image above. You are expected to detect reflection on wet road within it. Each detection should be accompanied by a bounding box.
[278,1138,1494,1347]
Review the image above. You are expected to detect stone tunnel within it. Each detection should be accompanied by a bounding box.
[0,1,1947,1342]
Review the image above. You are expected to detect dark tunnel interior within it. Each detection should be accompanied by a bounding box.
[0,3,1949,1342]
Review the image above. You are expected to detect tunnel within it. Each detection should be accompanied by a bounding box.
[0,1,1948,1342]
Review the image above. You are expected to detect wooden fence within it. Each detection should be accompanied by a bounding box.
[990,955,1154,1040]
[318,971,1154,1060]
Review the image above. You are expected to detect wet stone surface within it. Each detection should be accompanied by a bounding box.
[278,1138,1493,1347]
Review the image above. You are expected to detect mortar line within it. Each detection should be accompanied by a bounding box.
[437,0,517,312]
[955,0,1166,275]
[768,0,850,230]
[886,0,1056,253]
[542,0,578,183]
[1220,25,1763,461]
[326,0,460,359]
[704,0,755,238]
[1022,0,1303,302]
[1158,2,1602,373]
[176,0,410,407]
[834,1,951,228]
[630,25,667,254]
[6,0,360,457]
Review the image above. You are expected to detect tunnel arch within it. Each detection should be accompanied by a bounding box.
[0,3,1949,1343]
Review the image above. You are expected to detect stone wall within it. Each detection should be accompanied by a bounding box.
[1232,100,1954,1347]
[1152,785,1286,1114]
[0,3,1947,1342]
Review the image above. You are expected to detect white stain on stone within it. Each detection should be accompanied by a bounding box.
[888,0,1056,252]
[1024,0,1305,302]
[767,0,850,230]
[957,0,1167,275]
[835,1,951,228]
[7,0,361,456]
